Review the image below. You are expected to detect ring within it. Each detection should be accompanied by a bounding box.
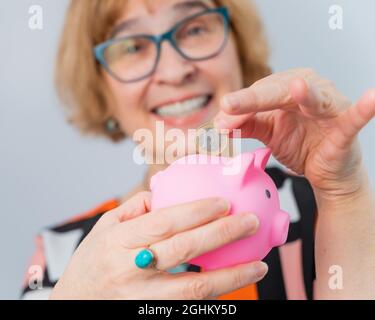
[135,247,157,269]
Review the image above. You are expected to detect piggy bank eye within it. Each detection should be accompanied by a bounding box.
[265,189,271,199]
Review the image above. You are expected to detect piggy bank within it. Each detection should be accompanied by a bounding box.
[150,148,290,271]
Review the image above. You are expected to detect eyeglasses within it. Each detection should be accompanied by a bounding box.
[94,7,230,83]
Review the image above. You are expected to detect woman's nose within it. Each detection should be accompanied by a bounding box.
[153,42,197,86]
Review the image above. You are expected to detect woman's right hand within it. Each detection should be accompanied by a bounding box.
[50,192,267,300]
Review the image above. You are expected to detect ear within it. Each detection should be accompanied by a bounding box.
[254,148,272,171]
[235,153,255,187]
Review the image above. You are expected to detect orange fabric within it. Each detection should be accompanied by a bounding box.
[217,284,258,300]
[65,199,120,224]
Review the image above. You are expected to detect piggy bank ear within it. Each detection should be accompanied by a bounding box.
[254,148,272,171]
[235,153,255,186]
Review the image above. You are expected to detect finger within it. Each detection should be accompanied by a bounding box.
[214,73,297,131]
[150,213,259,271]
[220,76,296,115]
[290,77,346,119]
[113,198,231,248]
[113,192,152,222]
[212,110,274,146]
[214,111,252,132]
[332,89,375,148]
[173,261,268,300]
[214,70,347,131]
[231,114,274,145]
[92,192,152,233]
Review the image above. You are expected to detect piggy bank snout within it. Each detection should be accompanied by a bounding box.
[269,210,290,248]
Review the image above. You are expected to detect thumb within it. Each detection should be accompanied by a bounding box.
[332,89,375,148]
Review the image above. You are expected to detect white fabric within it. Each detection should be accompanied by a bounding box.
[22,288,53,300]
[42,229,83,282]
[279,178,301,223]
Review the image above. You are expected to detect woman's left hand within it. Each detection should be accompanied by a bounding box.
[214,68,375,199]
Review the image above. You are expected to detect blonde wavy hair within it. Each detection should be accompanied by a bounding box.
[55,0,271,141]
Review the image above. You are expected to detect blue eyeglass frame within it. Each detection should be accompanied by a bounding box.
[93,6,230,83]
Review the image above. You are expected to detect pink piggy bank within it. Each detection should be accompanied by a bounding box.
[150,148,290,271]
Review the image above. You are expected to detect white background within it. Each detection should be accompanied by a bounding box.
[0,0,374,299]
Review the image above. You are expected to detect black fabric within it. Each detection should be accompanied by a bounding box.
[257,167,316,300]
[290,175,317,300]
[258,247,287,300]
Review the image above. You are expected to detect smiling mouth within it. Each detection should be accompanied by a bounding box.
[151,94,212,118]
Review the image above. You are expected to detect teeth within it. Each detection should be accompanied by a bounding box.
[155,95,210,117]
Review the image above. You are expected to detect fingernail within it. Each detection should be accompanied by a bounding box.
[222,95,240,112]
[254,262,268,278]
[216,198,231,213]
[241,214,259,233]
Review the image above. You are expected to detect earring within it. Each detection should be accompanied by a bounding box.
[105,118,120,134]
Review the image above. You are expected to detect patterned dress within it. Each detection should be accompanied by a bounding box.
[21,166,316,300]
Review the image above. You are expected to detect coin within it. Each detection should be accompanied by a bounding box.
[195,120,235,157]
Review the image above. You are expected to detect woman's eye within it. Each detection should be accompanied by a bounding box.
[265,189,271,199]
[120,39,145,55]
[186,25,206,36]
[123,44,141,54]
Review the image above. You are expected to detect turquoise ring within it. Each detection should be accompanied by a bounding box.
[135,248,156,269]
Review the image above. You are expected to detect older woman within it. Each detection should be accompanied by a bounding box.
[22,0,375,300]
